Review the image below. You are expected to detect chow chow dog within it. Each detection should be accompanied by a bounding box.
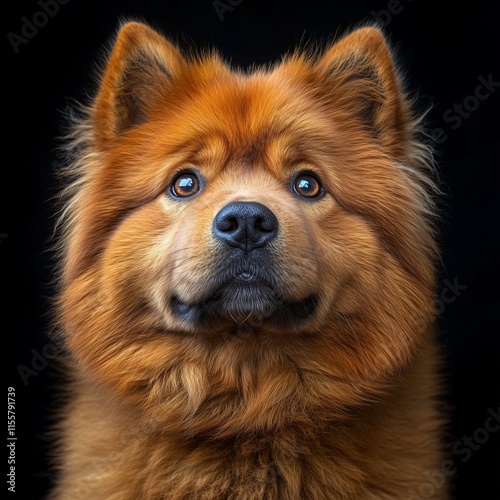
[51,21,447,499]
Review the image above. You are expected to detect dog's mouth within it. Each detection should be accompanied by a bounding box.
[170,270,316,329]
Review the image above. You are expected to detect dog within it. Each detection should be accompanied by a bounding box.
[50,21,447,499]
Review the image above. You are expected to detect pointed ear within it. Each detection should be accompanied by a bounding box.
[318,27,410,152]
[93,22,184,143]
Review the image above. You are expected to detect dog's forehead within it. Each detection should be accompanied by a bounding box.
[154,70,338,170]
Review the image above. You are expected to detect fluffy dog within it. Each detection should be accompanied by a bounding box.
[51,21,447,499]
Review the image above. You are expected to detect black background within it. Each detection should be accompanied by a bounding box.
[4,0,499,498]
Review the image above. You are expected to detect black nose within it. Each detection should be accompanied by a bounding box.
[213,202,278,252]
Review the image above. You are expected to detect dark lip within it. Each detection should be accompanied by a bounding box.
[170,281,316,328]
[170,256,317,330]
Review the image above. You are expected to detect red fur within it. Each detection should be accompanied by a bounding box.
[51,22,447,499]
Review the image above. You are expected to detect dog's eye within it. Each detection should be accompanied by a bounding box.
[293,174,322,198]
[171,172,200,198]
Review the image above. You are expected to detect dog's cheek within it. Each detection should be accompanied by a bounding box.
[252,193,335,300]
[166,198,222,300]
[282,199,382,318]
[322,213,384,310]
[96,202,180,307]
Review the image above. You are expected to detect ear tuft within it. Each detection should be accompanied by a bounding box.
[93,22,184,143]
[318,27,409,152]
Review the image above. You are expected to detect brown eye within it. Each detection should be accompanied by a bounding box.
[171,172,200,198]
[293,173,322,198]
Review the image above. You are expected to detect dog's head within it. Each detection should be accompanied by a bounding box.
[58,22,438,437]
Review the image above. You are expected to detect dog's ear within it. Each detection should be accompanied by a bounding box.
[318,27,409,152]
[93,22,183,143]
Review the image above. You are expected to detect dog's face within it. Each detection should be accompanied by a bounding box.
[59,23,437,437]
